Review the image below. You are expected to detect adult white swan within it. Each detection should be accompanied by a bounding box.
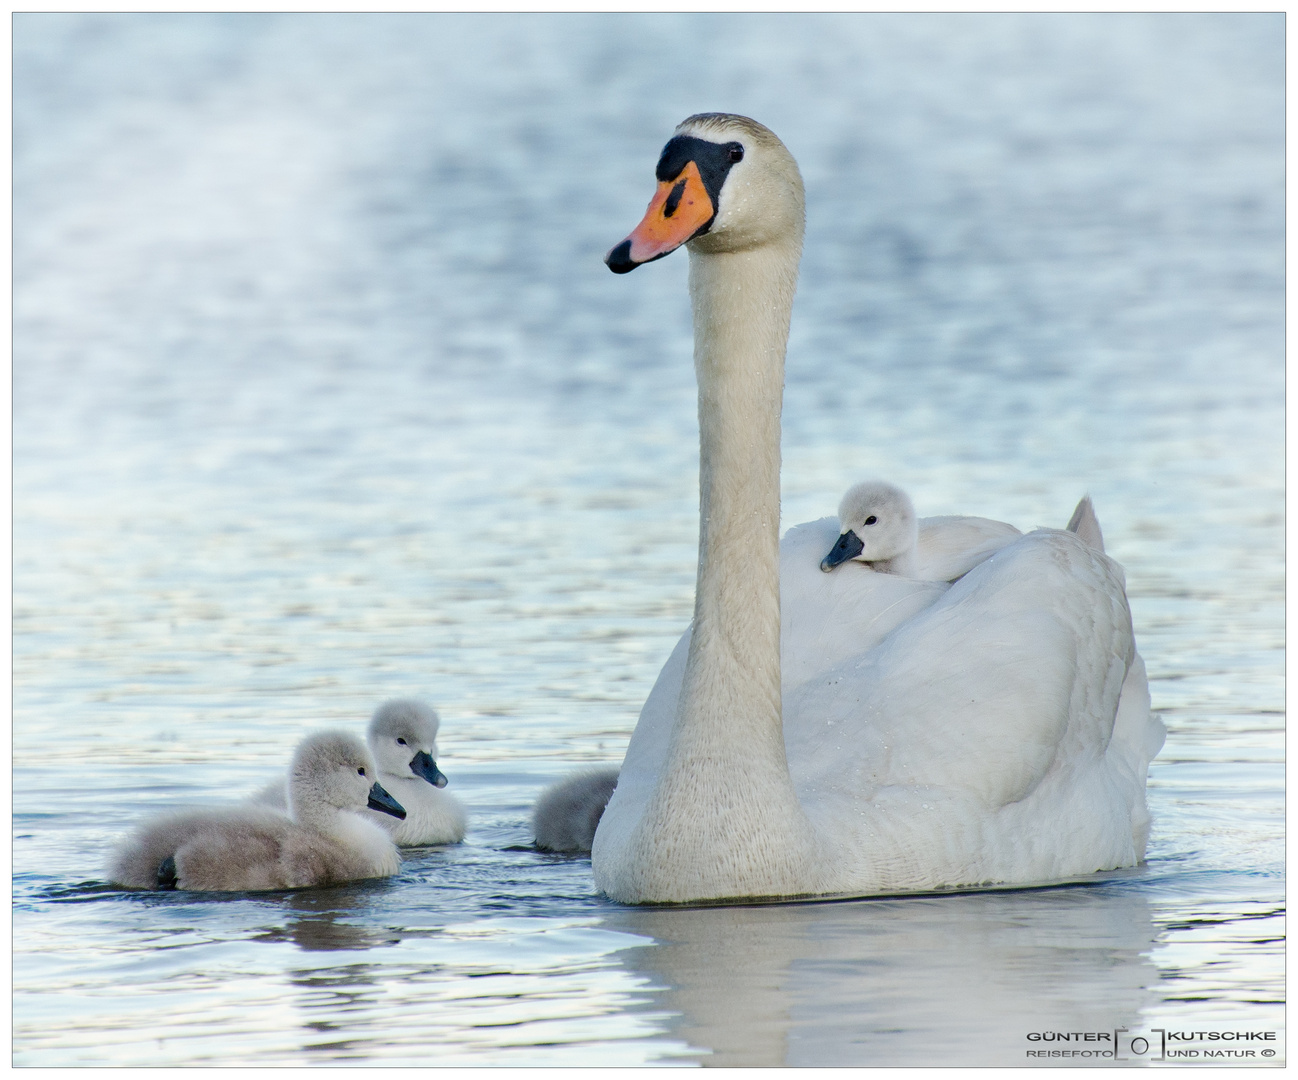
[592,113,1163,905]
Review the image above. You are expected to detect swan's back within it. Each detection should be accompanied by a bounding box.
[110,805,402,891]
[782,518,948,687]
[785,528,1161,891]
[600,520,1162,895]
[249,776,289,810]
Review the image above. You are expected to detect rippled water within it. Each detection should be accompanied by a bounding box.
[13,13,1284,1066]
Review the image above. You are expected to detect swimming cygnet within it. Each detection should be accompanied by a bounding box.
[252,699,466,846]
[821,480,1024,582]
[820,480,920,576]
[533,767,620,853]
[109,730,405,892]
[364,699,466,846]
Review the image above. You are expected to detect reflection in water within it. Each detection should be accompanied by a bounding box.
[608,885,1158,1066]
[252,889,401,952]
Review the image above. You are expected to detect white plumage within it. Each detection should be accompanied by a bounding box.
[592,113,1163,904]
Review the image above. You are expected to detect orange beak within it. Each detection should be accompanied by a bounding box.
[605,161,715,273]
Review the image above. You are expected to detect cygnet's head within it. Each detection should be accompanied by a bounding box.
[606,113,804,273]
[289,730,406,822]
[368,699,448,789]
[820,480,918,572]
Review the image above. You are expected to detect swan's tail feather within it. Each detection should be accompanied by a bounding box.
[1066,495,1104,552]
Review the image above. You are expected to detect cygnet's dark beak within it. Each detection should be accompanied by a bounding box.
[820,529,865,572]
[410,750,448,789]
[367,781,407,819]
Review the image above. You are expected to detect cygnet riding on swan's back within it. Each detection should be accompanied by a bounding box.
[529,479,1019,851]
[594,113,1163,905]
[821,480,1024,582]
[820,480,920,576]
[253,699,466,846]
[110,731,405,892]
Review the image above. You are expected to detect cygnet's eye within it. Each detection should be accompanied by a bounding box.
[864,515,878,526]
[357,767,366,777]
[728,143,744,162]
[396,738,407,746]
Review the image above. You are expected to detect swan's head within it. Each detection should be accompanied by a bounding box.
[606,113,804,272]
[820,481,918,572]
[368,699,448,789]
[289,730,406,822]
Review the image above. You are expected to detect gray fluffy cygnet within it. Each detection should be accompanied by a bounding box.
[109,730,405,892]
[533,767,620,853]
[252,699,466,846]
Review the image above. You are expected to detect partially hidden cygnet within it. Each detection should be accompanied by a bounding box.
[251,699,466,846]
[109,730,405,892]
[533,767,620,853]
[364,699,466,846]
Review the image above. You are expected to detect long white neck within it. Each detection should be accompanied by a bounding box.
[683,243,794,756]
[613,237,819,901]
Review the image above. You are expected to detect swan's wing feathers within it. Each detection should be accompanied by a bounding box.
[601,627,690,844]
[1101,651,1163,858]
[787,530,1135,814]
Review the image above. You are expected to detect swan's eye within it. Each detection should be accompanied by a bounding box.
[728,143,744,163]
[397,738,407,745]
[357,768,366,777]
[864,516,878,526]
